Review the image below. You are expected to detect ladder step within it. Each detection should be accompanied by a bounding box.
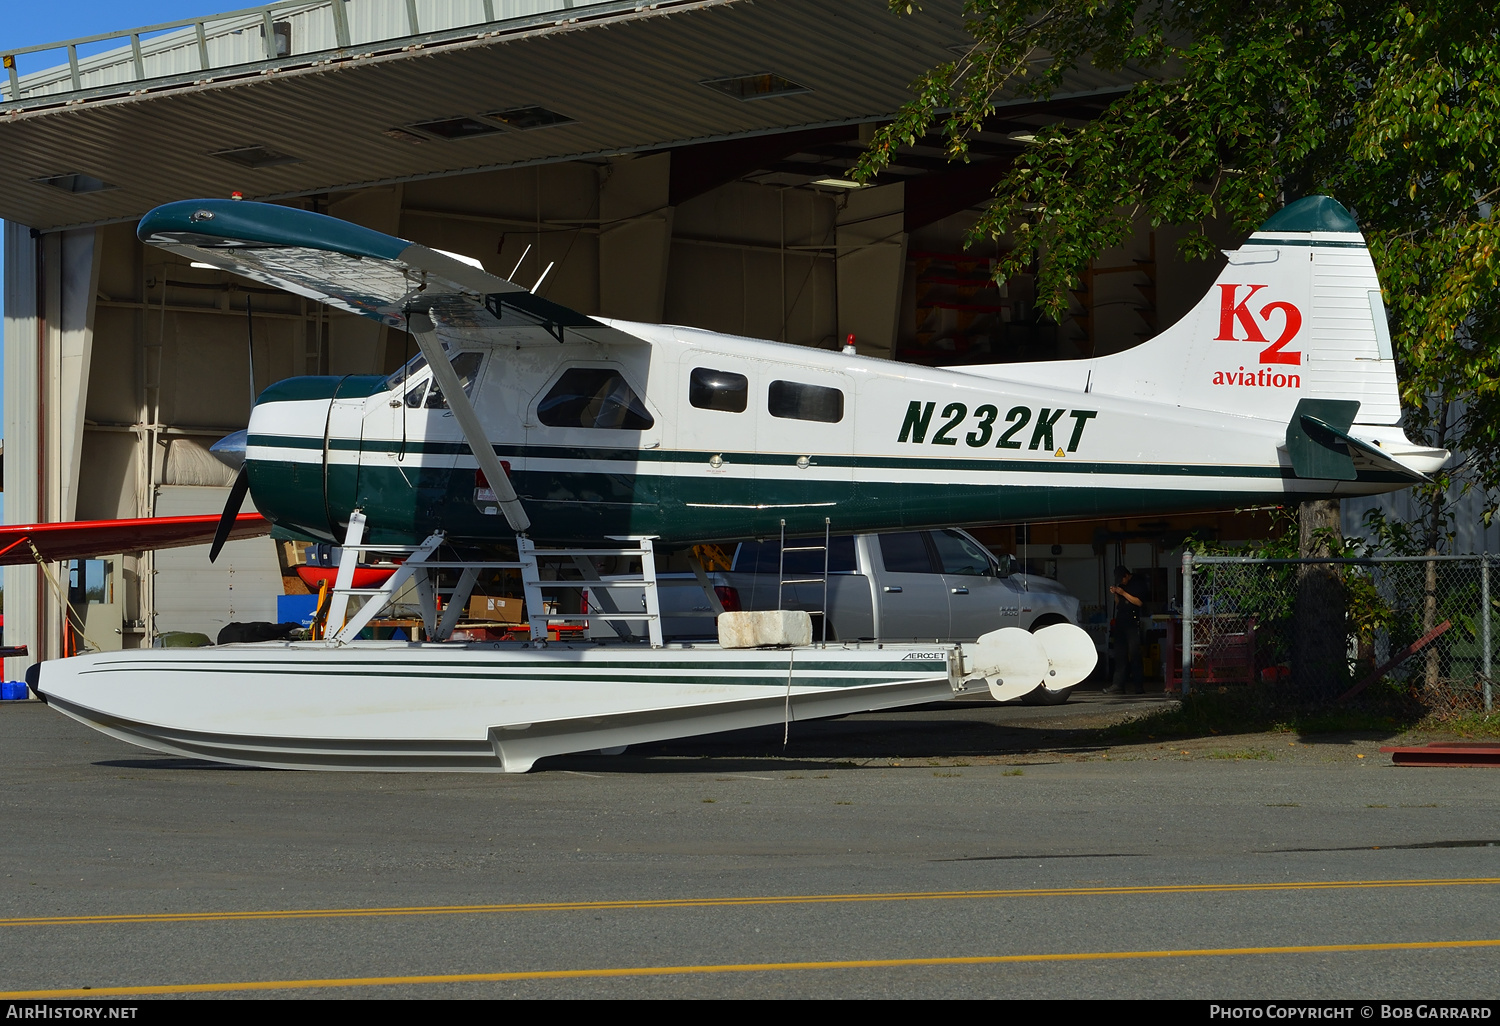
[528,548,651,558]
[532,613,658,621]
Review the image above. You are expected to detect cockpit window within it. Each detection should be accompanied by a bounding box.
[385,351,430,392]
[424,352,483,409]
[538,368,655,430]
[397,352,483,410]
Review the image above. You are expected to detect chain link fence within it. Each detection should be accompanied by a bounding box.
[1179,554,1496,712]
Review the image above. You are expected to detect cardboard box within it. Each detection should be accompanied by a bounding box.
[467,596,527,623]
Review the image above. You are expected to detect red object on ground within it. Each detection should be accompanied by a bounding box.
[1339,619,1453,703]
[1379,742,1500,767]
[295,565,399,590]
[0,513,269,565]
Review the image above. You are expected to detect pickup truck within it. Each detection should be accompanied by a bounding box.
[585,528,1084,702]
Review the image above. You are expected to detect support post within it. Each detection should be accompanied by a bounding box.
[331,0,351,49]
[1180,550,1193,697]
[324,510,366,635]
[1484,553,1493,713]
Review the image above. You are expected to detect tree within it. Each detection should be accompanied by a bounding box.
[858,0,1500,531]
[859,1,1500,695]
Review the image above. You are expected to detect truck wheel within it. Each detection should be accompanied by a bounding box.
[811,613,836,642]
[1027,615,1069,632]
[1023,616,1074,703]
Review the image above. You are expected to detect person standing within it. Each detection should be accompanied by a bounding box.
[1104,565,1148,694]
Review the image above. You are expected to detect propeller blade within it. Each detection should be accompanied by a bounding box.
[209,466,251,564]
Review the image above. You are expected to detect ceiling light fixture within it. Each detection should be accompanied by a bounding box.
[211,145,303,169]
[32,172,116,194]
[701,73,810,101]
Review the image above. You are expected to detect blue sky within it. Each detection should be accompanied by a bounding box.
[3,4,223,438]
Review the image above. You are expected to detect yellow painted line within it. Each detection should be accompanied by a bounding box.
[2,877,1497,929]
[6,938,1500,998]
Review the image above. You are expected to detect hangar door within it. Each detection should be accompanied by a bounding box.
[153,485,282,639]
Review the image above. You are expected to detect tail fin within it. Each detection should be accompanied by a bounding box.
[1086,196,1401,426]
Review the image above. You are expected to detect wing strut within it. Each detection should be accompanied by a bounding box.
[406,312,531,533]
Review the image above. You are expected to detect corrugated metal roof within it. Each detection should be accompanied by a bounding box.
[0,0,1139,231]
[5,2,613,102]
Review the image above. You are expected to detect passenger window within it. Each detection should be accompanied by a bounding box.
[878,533,936,574]
[539,368,655,430]
[422,352,484,410]
[768,380,844,423]
[689,368,749,413]
[404,380,429,408]
[931,530,994,577]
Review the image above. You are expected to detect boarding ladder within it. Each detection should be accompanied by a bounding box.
[324,511,522,645]
[777,517,831,645]
[517,536,664,647]
[322,512,664,646]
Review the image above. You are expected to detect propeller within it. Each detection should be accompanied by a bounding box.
[209,465,251,564]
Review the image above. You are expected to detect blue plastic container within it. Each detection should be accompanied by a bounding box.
[277,594,321,628]
[1,681,29,701]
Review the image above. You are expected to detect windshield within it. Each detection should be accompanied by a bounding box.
[384,349,435,392]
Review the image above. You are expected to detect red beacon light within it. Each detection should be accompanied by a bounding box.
[230,191,244,201]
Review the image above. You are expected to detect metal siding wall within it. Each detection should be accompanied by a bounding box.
[3,221,40,680]
[152,486,283,638]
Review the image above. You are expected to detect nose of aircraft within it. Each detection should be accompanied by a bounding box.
[210,429,248,471]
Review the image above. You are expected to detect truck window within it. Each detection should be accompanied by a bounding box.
[732,536,857,574]
[539,368,655,430]
[689,368,748,413]
[767,380,844,423]
[931,530,994,577]
[878,533,936,574]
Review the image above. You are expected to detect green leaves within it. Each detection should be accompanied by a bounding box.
[875,0,1500,528]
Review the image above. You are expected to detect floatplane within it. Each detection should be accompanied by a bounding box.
[29,195,1447,772]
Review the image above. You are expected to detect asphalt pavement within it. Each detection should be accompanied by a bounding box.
[1,694,1497,1000]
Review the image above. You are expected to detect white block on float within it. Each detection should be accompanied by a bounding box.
[717,610,813,649]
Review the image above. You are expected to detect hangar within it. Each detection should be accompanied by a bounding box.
[1,0,1234,674]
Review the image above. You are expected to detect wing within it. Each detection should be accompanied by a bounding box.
[0,513,269,567]
[137,199,644,347]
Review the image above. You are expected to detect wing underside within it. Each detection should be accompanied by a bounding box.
[137,199,641,347]
[0,514,269,567]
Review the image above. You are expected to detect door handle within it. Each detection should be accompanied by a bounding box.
[883,586,902,593]
[950,587,969,595]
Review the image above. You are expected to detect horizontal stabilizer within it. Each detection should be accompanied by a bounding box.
[1285,397,1429,484]
[1303,414,1432,484]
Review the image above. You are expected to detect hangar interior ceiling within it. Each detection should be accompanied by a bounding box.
[3,0,1237,667]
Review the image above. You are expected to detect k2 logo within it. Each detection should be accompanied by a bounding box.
[1216,284,1302,366]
